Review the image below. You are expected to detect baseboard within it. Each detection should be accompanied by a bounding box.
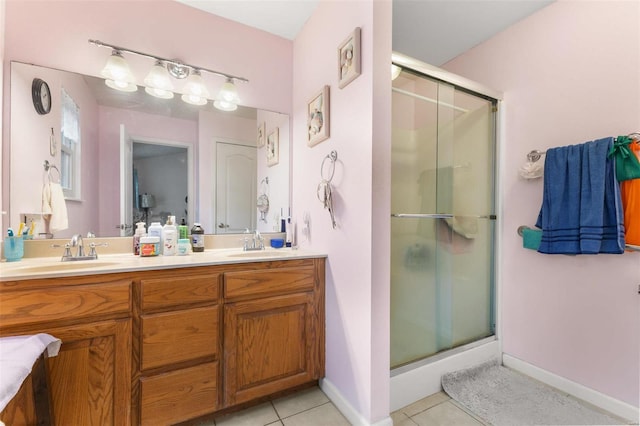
[390,340,500,411]
[319,378,393,426]
[503,354,639,423]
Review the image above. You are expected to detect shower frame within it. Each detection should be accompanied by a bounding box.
[389,51,504,411]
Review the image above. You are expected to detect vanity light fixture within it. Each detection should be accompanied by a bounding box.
[213,78,240,111]
[101,50,137,92]
[181,70,210,106]
[144,60,174,99]
[89,39,248,108]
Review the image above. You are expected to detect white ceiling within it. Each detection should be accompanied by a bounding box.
[176,0,554,66]
[392,0,554,66]
[176,0,320,40]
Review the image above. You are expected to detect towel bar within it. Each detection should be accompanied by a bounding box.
[392,213,497,220]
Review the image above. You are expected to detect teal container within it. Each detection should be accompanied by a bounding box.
[4,236,24,262]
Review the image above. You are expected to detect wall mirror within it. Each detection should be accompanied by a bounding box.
[9,61,290,238]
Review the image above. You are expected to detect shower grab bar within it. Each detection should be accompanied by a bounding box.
[392,213,497,220]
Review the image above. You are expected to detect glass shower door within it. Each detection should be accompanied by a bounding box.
[391,68,496,369]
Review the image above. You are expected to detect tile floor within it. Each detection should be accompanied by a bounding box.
[202,386,486,426]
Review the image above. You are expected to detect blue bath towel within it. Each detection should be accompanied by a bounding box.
[535,137,625,254]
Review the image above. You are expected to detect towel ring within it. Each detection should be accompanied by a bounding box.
[43,160,60,183]
[320,150,338,182]
[526,150,546,162]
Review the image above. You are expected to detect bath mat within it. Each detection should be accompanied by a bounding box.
[442,359,625,425]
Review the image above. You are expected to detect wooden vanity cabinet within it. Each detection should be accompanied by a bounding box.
[134,273,221,426]
[0,277,132,426]
[0,256,325,426]
[222,259,325,407]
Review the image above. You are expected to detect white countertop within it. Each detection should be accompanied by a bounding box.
[0,247,327,281]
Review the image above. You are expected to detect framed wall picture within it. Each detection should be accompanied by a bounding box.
[257,121,266,147]
[267,127,279,166]
[307,85,330,147]
[338,27,361,89]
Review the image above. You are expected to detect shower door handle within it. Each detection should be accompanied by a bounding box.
[391,213,497,220]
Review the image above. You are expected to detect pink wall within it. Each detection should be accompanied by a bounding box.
[2,0,293,233]
[0,1,4,225]
[293,1,391,422]
[444,1,640,406]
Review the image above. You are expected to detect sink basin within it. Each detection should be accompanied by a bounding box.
[15,261,120,274]
[228,250,288,258]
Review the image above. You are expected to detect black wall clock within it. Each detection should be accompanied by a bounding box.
[32,78,52,115]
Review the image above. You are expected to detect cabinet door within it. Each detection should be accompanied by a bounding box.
[47,319,132,426]
[1,318,132,426]
[223,293,319,406]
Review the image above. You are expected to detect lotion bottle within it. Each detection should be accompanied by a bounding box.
[162,216,177,256]
[148,221,163,250]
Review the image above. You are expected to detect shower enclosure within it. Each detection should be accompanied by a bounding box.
[390,56,498,372]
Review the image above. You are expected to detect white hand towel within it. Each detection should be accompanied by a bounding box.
[42,182,68,233]
[0,333,62,412]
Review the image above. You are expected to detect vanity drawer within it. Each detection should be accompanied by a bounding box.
[224,266,315,301]
[140,274,220,312]
[140,361,218,426]
[140,305,219,370]
[0,280,131,328]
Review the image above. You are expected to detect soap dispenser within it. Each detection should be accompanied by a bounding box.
[133,222,146,255]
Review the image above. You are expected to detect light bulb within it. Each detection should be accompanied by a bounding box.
[105,79,137,92]
[181,70,210,106]
[144,60,174,99]
[214,78,239,111]
[218,78,238,102]
[213,99,238,111]
[101,50,137,92]
[145,87,174,99]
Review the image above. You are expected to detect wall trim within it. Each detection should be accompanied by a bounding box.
[503,354,639,423]
[320,378,393,426]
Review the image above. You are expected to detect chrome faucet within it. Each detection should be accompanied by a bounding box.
[243,229,265,251]
[54,234,108,261]
[71,234,85,257]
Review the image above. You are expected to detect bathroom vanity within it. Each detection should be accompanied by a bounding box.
[0,250,326,425]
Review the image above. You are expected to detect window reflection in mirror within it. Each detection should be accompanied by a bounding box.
[9,61,290,238]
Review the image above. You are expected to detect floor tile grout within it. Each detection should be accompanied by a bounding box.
[402,396,450,418]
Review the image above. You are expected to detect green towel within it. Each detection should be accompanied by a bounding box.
[522,228,542,250]
[608,136,640,181]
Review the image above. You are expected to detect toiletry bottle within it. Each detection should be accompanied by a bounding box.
[163,216,177,256]
[177,239,190,255]
[178,223,188,240]
[286,219,295,247]
[133,221,146,255]
[280,208,286,232]
[148,221,163,252]
[191,223,205,252]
